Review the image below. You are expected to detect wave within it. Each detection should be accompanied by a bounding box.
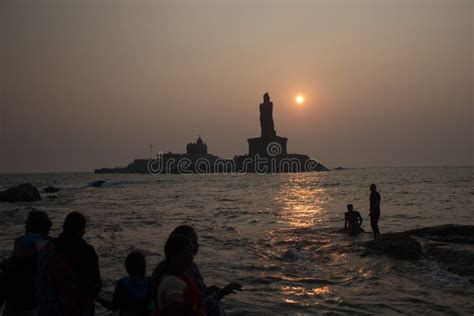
[0,206,50,225]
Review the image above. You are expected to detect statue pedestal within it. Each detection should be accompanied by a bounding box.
[247,136,288,156]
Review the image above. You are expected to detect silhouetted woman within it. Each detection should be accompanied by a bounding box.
[155,234,204,316]
[167,226,242,316]
[37,211,102,316]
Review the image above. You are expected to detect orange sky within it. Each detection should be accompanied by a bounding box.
[1,0,472,172]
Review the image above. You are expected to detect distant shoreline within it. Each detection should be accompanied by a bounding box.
[0,165,473,175]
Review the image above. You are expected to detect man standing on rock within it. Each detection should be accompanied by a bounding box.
[369,183,381,239]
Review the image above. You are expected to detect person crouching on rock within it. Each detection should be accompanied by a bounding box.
[344,204,364,236]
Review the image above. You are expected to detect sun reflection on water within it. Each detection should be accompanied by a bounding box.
[275,175,332,228]
[312,286,331,295]
[281,285,332,306]
[282,285,331,297]
[270,175,339,308]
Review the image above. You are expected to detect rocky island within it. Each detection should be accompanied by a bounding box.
[95,93,328,174]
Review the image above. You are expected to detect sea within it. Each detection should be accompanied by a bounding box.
[1,167,473,315]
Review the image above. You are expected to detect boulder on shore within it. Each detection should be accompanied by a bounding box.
[43,186,60,193]
[0,183,42,202]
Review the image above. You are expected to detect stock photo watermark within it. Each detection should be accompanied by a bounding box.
[147,142,324,175]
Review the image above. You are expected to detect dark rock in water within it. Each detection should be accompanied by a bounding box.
[409,224,474,280]
[334,167,345,170]
[406,225,474,243]
[363,233,422,260]
[47,195,59,200]
[90,180,106,187]
[43,186,60,193]
[0,183,41,203]
[425,243,474,281]
[362,224,474,280]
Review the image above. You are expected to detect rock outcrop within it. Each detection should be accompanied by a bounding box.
[364,233,422,260]
[362,224,474,281]
[406,224,474,243]
[0,183,41,202]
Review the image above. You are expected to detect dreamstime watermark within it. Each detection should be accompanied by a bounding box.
[147,142,324,175]
[266,142,283,157]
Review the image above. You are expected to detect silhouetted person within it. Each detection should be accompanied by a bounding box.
[344,204,363,236]
[156,234,204,316]
[97,251,153,316]
[369,184,381,239]
[37,211,102,316]
[0,210,52,316]
[165,225,242,316]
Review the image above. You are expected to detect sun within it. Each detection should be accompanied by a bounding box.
[296,95,304,104]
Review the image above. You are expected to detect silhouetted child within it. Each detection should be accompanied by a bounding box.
[97,251,153,316]
[344,204,364,236]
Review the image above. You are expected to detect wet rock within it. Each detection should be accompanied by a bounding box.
[89,180,106,187]
[47,195,59,200]
[363,233,422,260]
[0,183,41,203]
[406,224,474,244]
[425,243,474,281]
[43,186,60,193]
[334,167,345,170]
[362,225,474,280]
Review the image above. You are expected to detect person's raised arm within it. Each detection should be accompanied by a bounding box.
[217,282,242,300]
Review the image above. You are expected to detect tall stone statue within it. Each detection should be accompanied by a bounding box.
[248,92,287,156]
[259,92,276,138]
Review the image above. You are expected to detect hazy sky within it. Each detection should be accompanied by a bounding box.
[1,0,472,173]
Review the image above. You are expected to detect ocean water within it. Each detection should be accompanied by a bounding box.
[1,167,473,315]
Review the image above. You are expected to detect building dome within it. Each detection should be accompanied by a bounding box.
[186,135,207,156]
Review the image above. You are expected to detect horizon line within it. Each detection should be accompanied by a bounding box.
[1,164,473,175]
